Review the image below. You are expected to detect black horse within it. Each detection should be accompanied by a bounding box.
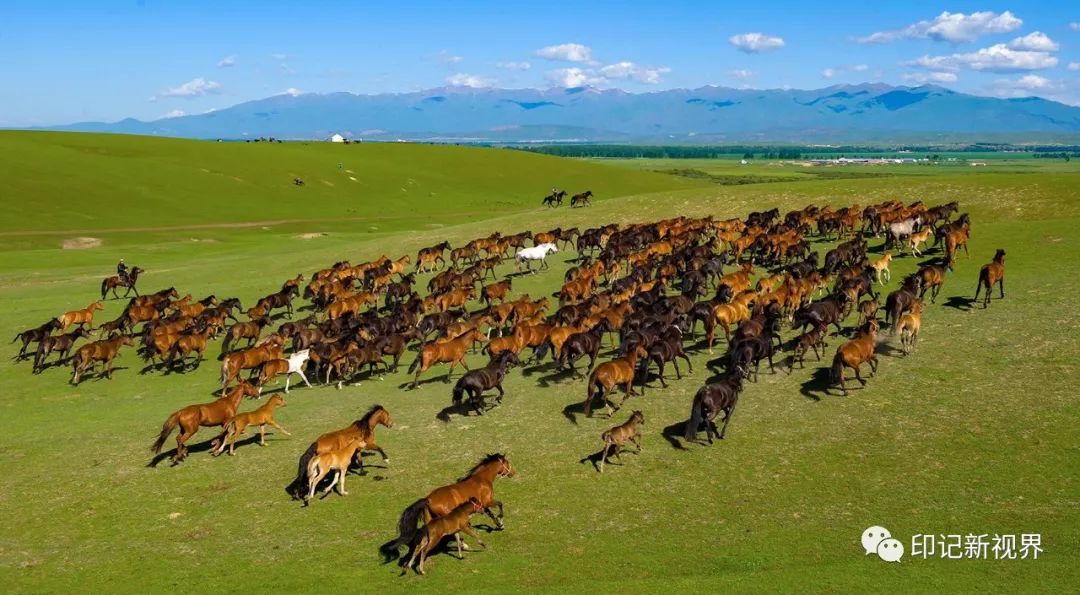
[451,351,519,415]
[12,318,62,360]
[542,190,566,208]
[684,367,746,444]
[885,275,923,331]
[554,319,612,377]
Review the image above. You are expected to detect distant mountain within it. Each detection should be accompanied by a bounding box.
[41,84,1080,143]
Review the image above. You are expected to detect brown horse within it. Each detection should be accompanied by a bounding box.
[402,498,486,575]
[221,316,272,354]
[916,263,948,304]
[150,381,260,463]
[570,190,593,207]
[303,435,365,505]
[70,334,133,384]
[287,405,394,499]
[598,410,644,473]
[58,301,103,331]
[220,335,285,394]
[830,320,880,396]
[33,327,91,373]
[101,267,143,299]
[896,299,925,355]
[408,329,485,388]
[224,394,290,455]
[583,345,648,417]
[974,249,1006,308]
[381,453,515,563]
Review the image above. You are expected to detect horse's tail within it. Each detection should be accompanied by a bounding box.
[379,498,429,562]
[151,411,180,453]
[829,351,844,384]
[286,442,319,500]
[451,383,465,405]
[221,332,232,355]
[534,338,552,361]
[100,277,109,300]
[684,392,704,441]
[407,353,421,374]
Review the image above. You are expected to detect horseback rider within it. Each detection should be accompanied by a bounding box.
[117,259,129,285]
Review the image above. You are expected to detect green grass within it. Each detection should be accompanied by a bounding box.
[1,133,1078,593]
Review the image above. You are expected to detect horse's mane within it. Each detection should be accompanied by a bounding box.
[460,453,505,480]
[356,404,386,428]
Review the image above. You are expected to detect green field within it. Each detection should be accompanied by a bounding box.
[1,132,1077,593]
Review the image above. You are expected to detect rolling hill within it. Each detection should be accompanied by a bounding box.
[41,84,1080,143]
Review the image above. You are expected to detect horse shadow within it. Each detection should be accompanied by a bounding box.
[799,367,833,402]
[577,448,608,472]
[397,374,453,390]
[875,340,904,358]
[435,402,473,423]
[561,400,588,425]
[943,296,974,311]
[661,421,690,451]
[147,435,225,468]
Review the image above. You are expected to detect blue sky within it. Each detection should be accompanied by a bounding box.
[1,1,1077,125]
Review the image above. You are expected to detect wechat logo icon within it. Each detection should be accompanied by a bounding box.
[863,526,904,562]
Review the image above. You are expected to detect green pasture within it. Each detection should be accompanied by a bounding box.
[0,132,1077,593]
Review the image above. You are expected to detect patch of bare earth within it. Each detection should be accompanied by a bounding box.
[61,237,102,250]
[295,232,327,240]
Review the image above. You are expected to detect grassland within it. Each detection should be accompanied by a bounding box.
[0,132,1077,593]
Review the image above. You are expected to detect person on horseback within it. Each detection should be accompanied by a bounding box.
[117,259,129,285]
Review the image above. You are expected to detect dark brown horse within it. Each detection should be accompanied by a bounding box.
[570,190,593,207]
[974,249,1006,308]
[884,275,922,332]
[451,351,518,415]
[381,453,515,563]
[598,410,644,473]
[33,327,91,373]
[12,318,62,360]
[101,266,144,299]
[684,367,745,443]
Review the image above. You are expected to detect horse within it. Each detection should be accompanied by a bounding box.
[33,327,90,373]
[598,410,644,473]
[583,345,649,417]
[556,320,610,377]
[638,329,693,390]
[683,367,745,444]
[70,334,133,384]
[220,335,285,394]
[287,405,393,499]
[884,275,922,331]
[896,299,925,355]
[885,217,921,248]
[790,323,828,370]
[101,266,144,299]
[150,381,260,464]
[451,351,518,416]
[481,279,513,306]
[380,453,515,563]
[58,301,103,331]
[221,316,273,354]
[224,394,291,455]
[542,190,566,207]
[12,318,62,360]
[830,320,880,396]
[416,241,451,273]
[916,263,948,303]
[254,349,313,393]
[514,243,558,274]
[907,228,933,256]
[570,190,593,207]
[165,327,213,370]
[408,329,485,388]
[974,249,1006,308]
[303,435,366,505]
[870,252,892,285]
[401,498,486,575]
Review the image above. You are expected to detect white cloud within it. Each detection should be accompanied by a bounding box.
[858,11,1022,44]
[820,68,836,79]
[1007,31,1059,52]
[435,50,463,65]
[1071,22,1080,31]
[728,69,754,80]
[445,73,494,88]
[852,64,869,72]
[161,109,186,119]
[1069,62,1080,72]
[157,77,222,99]
[545,67,605,88]
[534,43,595,64]
[281,87,303,97]
[271,53,287,61]
[217,55,236,68]
[598,61,670,84]
[909,44,1058,74]
[496,61,531,70]
[728,32,785,53]
[989,74,1055,98]
[902,71,958,84]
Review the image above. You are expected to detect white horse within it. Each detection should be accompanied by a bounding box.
[886,217,921,247]
[515,243,558,274]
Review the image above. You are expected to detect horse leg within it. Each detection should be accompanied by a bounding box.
[999,277,1005,299]
[869,355,879,376]
[269,419,290,437]
[599,440,611,473]
[719,407,735,439]
[854,364,866,386]
[486,499,506,529]
[259,424,266,446]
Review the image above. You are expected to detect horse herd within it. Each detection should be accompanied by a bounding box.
[11,197,1008,575]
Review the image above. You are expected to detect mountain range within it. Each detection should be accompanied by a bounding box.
[41,84,1080,143]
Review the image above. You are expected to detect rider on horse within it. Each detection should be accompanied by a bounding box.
[117,259,129,285]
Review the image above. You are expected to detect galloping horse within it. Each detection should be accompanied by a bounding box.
[514,243,558,274]
[12,318,62,360]
[33,327,91,373]
[150,381,260,464]
[220,335,285,394]
[830,320,880,396]
[101,266,144,299]
[408,329,485,388]
[70,334,132,384]
[224,394,291,455]
[974,249,1006,308]
[542,190,566,207]
[401,498,486,575]
[451,351,518,415]
[583,345,649,417]
[380,453,515,563]
[684,367,746,443]
[254,349,313,393]
[598,410,644,473]
[303,435,366,505]
[570,190,593,207]
[58,301,103,331]
[290,405,392,494]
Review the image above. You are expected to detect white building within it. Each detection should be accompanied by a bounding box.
[329,133,346,143]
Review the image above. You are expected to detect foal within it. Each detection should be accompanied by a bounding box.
[304,435,365,505]
[598,410,645,473]
[402,498,486,576]
[870,251,893,284]
[225,394,291,455]
[896,299,925,355]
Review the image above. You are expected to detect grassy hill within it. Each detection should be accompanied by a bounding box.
[0,133,1077,592]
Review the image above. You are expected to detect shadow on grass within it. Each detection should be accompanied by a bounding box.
[943,295,975,311]
[799,367,833,402]
[661,420,691,451]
